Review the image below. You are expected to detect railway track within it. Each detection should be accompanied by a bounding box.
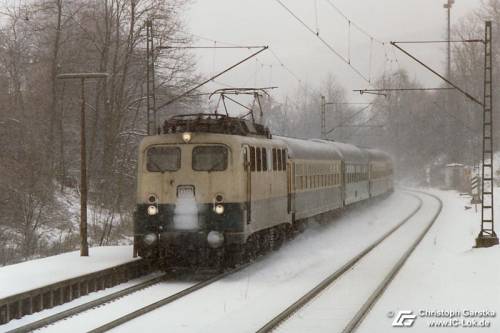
[257,190,442,333]
[5,273,167,333]
[87,263,250,333]
[6,263,250,333]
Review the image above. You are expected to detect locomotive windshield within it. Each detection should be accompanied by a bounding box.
[192,146,228,171]
[147,146,181,172]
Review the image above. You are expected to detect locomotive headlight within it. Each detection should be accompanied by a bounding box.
[214,204,224,215]
[147,205,158,216]
[207,231,224,248]
[143,233,157,245]
[182,132,192,143]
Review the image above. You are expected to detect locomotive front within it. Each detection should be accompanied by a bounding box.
[133,131,247,267]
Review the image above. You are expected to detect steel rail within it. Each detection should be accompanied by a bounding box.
[256,192,424,333]
[342,190,443,333]
[6,274,168,333]
[88,263,251,333]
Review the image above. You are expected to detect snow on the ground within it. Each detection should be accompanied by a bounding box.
[358,188,500,332]
[0,246,137,299]
[102,192,419,333]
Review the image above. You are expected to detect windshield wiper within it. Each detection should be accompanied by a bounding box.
[207,159,224,172]
[149,158,165,173]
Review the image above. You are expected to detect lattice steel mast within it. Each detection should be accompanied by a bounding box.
[476,21,499,247]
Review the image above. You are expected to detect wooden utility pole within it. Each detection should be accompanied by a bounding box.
[57,73,109,256]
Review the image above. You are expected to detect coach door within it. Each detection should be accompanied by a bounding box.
[287,160,295,214]
[243,145,252,223]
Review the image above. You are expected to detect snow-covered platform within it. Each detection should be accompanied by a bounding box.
[0,246,151,325]
[0,246,137,299]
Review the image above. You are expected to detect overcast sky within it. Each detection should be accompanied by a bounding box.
[186,0,481,103]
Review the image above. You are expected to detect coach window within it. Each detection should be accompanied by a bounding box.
[262,148,268,171]
[277,149,282,171]
[282,150,287,170]
[272,148,277,170]
[250,146,256,172]
[256,147,262,172]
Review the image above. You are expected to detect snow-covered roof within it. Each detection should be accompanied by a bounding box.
[275,136,343,160]
[364,148,392,162]
[331,141,370,164]
[275,137,374,164]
